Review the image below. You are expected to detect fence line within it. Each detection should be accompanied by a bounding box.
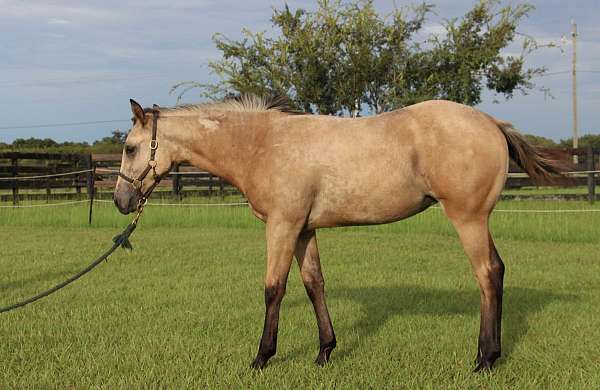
[3,167,595,182]
[507,170,600,178]
[1,199,598,213]
[95,168,220,176]
[0,169,93,181]
[93,199,248,207]
[0,200,89,208]
[430,205,600,213]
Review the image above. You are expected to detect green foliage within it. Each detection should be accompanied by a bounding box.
[523,134,558,148]
[419,1,548,105]
[174,0,551,115]
[0,130,126,154]
[559,133,600,149]
[11,137,60,149]
[90,129,127,153]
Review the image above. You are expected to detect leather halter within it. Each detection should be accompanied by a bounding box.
[118,105,165,204]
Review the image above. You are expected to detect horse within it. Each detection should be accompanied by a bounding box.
[113,95,563,372]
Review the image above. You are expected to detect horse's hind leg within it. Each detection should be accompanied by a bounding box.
[294,230,336,365]
[446,210,505,371]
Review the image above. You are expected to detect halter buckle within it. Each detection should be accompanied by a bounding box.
[137,197,148,210]
[132,178,142,190]
[150,140,158,150]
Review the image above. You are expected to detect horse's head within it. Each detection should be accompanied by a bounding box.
[113,99,174,214]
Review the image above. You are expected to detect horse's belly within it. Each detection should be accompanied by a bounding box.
[307,181,430,229]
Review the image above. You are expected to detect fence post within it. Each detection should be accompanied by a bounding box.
[587,146,595,204]
[172,163,181,199]
[11,157,18,205]
[85,154,95,224]
[45,159,51,203]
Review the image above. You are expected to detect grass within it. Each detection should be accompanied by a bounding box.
[1,200,599,388]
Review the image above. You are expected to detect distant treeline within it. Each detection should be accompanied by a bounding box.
[0,130,126,154]
[1,130,599,154]
[523,133,600,149]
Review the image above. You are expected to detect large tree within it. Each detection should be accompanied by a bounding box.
[173,0,551,116]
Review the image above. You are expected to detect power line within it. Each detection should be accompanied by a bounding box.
[0,119,129,130]
[542,70,570,76]
[540,70,600,77]
[0,74,170,88]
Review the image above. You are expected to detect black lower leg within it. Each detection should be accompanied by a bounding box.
[304,280,336,366]
[251,285,285,370]
[474,248,505,372]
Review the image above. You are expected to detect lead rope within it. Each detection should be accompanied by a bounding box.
[0,200,147,314]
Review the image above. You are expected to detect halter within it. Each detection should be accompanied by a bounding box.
[118,104,165,208]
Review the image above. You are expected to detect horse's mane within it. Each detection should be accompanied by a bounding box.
[153,94,305,117]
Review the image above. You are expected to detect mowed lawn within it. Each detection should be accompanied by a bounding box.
[1,201,599,388]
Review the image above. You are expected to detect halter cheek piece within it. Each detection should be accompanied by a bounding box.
[118,105,166,207]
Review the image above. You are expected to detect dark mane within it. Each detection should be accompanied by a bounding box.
[149,94,306,116]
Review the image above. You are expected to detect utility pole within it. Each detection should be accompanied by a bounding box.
[572,20,579,164]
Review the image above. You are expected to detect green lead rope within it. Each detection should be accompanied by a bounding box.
[112,222,137,251]
[0,218,141,314]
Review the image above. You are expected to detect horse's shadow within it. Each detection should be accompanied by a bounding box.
[282,284,574,365]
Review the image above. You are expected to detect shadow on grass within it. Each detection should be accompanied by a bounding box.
[283,285,575,366]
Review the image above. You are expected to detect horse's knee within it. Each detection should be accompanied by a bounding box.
[264,283,286,306]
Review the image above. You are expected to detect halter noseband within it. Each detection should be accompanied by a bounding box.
[118,104,165,204]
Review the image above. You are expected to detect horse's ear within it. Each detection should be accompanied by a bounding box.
[130,99,145,125]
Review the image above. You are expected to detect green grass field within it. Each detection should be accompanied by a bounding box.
[1,200,599,388]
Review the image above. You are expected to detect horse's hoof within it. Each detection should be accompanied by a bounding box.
[250,357,266,370]
[314,347,334,367]
[473,361,492,373]
[473,352,500,373]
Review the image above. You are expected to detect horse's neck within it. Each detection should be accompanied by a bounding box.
[180,112,271,193]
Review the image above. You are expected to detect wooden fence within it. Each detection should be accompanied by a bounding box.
[91,154,235,199]
[1,147,598,204]
[0,152,238,203]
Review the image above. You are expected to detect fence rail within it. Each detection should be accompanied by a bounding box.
[1,146,598,204]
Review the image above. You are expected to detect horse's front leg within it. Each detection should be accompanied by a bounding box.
[250,216,303,370]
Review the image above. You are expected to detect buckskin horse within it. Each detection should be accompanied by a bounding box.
[113,95,563,372]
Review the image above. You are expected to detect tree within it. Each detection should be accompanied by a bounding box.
[559,134,600,150]
[92,129,127,147]
[11,137,59,149]
[0,130,126,153]
[173,0,551,116]
[523,134,558,148]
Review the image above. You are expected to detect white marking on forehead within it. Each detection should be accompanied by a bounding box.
[197,118,219,131]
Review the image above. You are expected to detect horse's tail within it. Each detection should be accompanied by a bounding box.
[493,118,568,185]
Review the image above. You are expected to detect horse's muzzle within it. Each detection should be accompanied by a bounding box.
[113,183,141,215]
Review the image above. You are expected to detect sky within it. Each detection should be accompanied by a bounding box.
[1,0,599,143]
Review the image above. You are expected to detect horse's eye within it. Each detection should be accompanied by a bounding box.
[125,145,136,155]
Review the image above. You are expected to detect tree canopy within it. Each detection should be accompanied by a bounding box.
[559,134,600,150]
[173,0,552,116]
[0,130,126,154]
